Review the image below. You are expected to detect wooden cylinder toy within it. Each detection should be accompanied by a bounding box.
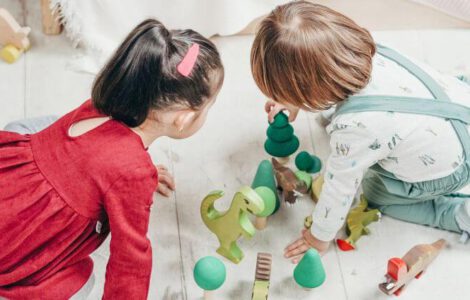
[1,44,23,63]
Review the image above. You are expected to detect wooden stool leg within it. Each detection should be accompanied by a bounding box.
[40,0,62,35]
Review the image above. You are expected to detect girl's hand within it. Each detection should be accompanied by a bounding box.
[265,100,300,123]
[284,229,330,263]
[155,165,175,197]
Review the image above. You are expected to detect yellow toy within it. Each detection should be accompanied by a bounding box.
[201,187,264,264]
[0,8,31,64]
[336,195,381,251]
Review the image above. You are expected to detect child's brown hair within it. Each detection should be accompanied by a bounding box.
[251,1,376,110]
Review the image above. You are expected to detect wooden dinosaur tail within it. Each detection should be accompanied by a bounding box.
[200,190,224,226]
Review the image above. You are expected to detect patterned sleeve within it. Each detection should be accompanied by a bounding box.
[311,120,392,241]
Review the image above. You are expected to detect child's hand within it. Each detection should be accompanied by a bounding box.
[284,229,330,263]
[155,165,175,197]
[265,100,299,123]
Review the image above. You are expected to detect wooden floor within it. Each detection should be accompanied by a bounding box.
[1,1,470,299]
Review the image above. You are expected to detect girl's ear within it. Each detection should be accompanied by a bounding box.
[174,110,196,132]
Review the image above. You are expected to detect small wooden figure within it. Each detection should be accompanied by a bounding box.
[252,160,280,213]
[0,8,30,64]
[251,252,272,300]
[41,0,63,35]
[293,248,326,289]
[379,239,446,296]
[272,158,308,205]
[294,170,312,191]
[336,195,381,251]
[265,112,299,163]
[253,186,276,230]
[194,256,226,300]
[295,151,322,174]
[201,187,264,264]
[310,175,324,203]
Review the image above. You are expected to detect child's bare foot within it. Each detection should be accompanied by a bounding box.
[284,229,330,263]
[155,164,175,197]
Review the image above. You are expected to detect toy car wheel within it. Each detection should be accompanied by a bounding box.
[1,45,21,64]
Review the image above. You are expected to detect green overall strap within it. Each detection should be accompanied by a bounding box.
[335,44,470,162]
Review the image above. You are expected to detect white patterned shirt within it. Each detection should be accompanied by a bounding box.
[311,48,470,241]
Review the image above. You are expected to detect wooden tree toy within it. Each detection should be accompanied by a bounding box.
[295,151,322,174]
[336,195,381,251]
[0,8,31,64]
[251,253,272,300]
[310,175,324,203]
[294,248,326,289]
[294,170,312,191]
[379,239,446,296]
[253,186,276,230]
[193,256,226,300]
[272,158,308,205]
[265,112,299,163]
[200,186,264,264]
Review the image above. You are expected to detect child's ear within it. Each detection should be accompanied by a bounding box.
[174,110,196,132]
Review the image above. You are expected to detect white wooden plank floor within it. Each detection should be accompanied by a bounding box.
[1,1,470,299]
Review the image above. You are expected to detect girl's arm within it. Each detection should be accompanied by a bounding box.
[102,166,158,300]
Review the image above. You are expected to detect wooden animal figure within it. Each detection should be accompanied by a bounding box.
[0,8,30,63]
[251,253,272,300]
[336,195,381,251]
[311,175,324,203]
[379,239,446,296]
[201,187,264,264]
[272,158,308,205]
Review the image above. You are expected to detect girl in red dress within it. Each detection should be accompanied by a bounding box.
[0,19,224,300]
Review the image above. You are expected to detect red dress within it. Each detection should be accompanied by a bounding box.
[0,100,158,300]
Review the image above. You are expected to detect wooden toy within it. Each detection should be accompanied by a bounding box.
[293,248,326,289]
[295,151,322,174]
[336,195,381,251]
[265,112,299,163]
[252,160,280,213]
[201,187,264,264]
[304,215,313,229]
[294,170,312,191]
[41,0,63,35]
[311,175,324,203]
[253,186,276,230]
[251,252,272,300]
[379,239,446,296]
[193,256,226,300]
[0,8,30,63]
[272,158,308,205]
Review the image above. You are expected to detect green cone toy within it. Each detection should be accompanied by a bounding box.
[265,112,299,160]
[293,249,326,289]
[295,151,322,174]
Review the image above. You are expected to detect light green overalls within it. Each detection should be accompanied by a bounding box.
[335,45,470,234]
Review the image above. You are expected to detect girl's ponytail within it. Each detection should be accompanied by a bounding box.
[92,19,223,127]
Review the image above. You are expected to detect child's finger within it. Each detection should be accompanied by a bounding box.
[268,106,284,123]
[156,164,168,171]
[157,184,172,197]
[264,101,276,113]
[158,173,175,190]
[284,238,304,252]
[291,255,303,264]
[286,243,310,258]
[288,109,299,122]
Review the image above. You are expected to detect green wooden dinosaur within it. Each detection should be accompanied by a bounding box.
[201,186,265,264]
[336,195,381,251]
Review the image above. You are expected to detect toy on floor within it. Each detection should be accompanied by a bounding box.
[194,256,226,300]
[265,112,299,164]
[310,175,324,203]
[272,158,308,205]
[294,170,312,191]
[294,248,326,289]
[304,215,313,229]
[379,239,446,296]
[201,187,264,263]
[336,195,381,251]
[0,8,30,64]
[295,151,322,174]
[251,160,280,230]
[253,186,276,230]
[251,252,272,300]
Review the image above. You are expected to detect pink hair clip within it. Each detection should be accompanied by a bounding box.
[177,43,200,77]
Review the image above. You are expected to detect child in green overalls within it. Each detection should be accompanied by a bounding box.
[250,1,470,262]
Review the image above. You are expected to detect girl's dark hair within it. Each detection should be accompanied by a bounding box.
[92,19,224,127]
